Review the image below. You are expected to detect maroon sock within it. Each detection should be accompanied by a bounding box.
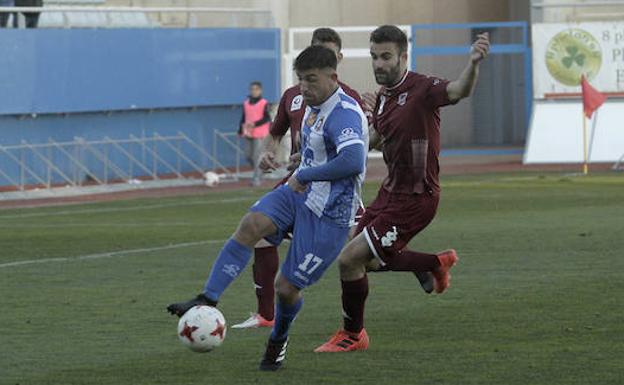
[342,275,369,334]
[253,246,279,321]
[385,249,440,272]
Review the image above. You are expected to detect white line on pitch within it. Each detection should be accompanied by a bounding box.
[0,239,226,269]
[0,222,205,228]
[0,197,255,220]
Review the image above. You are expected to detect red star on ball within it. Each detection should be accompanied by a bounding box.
[179,321,199,342]
[210,319,225,340]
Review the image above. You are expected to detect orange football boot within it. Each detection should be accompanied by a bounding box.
[432,249,459,293]
[314,329,369,353]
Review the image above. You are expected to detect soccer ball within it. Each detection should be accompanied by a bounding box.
[177,306,227,352]
[204,171,220,187]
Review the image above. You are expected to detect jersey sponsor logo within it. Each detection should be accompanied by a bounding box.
[432,78,441,86]
[338,127,359,142]
[291,95,303,111]
[381,226,399,247]
[398,92,408,106]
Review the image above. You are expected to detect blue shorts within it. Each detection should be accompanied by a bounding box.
[250,185,350,289]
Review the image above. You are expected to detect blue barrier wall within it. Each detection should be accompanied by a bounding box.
[0,28,280,115]
[0,28,280,187]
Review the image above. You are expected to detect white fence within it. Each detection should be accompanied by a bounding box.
[0,6,274,28]
[0,133,240,193]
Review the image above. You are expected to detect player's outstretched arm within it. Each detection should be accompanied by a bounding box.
[446,32,490,103]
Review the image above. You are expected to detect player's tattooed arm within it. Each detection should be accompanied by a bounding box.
[446,32,490,103]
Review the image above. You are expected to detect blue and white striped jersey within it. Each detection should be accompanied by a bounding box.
[297,87,368,228]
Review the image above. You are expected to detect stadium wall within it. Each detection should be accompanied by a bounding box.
[0,28,280,186]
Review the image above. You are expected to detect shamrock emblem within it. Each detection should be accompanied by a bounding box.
[561,46,585,68]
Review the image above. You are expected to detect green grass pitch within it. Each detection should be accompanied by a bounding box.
[1,173,623,385]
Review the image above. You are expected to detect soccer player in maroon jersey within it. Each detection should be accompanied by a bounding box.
[315,25,490,352]
[230,27,366,329]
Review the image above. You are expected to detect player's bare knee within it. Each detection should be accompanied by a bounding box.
[337,249,359,276]
[233,212,273,246]
[275,276,300,304]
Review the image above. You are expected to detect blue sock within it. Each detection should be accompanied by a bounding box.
[270,298,303,342]
[203,238,252,302]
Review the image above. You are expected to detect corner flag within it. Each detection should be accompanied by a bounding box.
[581,75,607,119]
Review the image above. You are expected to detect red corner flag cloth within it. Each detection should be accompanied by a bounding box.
[581,75,607,119]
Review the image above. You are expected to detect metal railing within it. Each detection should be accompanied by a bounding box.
[0,133,237,191]
[0,6,274,28]
[213,130,245,178]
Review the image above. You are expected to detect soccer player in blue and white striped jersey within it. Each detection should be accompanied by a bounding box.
[167,44,368,371]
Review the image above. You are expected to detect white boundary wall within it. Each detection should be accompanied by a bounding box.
[524,100,624,163]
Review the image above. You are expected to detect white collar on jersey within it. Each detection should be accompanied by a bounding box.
[309,86,342,111]
[384,70,409,92]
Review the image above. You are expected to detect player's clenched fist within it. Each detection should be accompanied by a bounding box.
[286,153,301,172]
[286,173,307,193]
[470,32,490,64]
[259,151,280,172]
[362,91,378,117]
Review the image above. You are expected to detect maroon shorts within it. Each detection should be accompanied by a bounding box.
[354,187,439,266]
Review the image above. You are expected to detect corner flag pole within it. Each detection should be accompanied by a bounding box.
[580,74,607,175]
[582,109,588,175]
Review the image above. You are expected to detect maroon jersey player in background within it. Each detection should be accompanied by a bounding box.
[315,25,490,352]
[231,27,365,329]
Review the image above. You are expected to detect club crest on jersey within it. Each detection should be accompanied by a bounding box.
[305,110,318,127]
[291,95,303,111]
[398,92,408,106]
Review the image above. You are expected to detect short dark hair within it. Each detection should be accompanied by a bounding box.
[311,27,342,51]
[293,45,337,72]
[250,81,262,88]
[370,25,408,53]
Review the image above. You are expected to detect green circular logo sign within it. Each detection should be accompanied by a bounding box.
[545,28,602,86]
